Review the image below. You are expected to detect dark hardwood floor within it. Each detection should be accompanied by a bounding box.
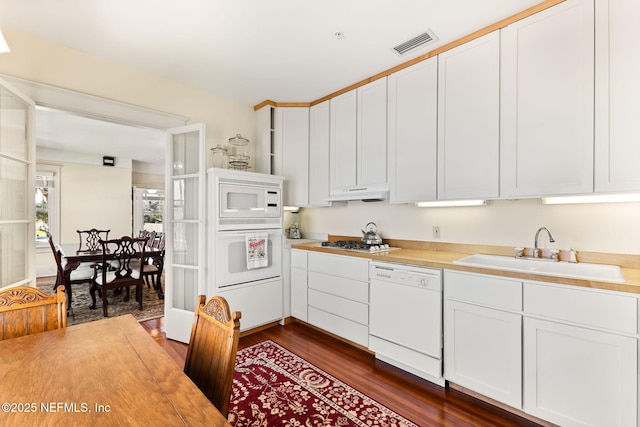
[141,317,540,427]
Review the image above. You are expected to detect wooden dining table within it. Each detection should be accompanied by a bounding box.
[58,243,164,310]
[0,314,231,426]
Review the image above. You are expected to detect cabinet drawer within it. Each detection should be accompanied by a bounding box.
[308,307,369,347]
[445,270,522,311]
[308,271,369,303]
[524,282,638,334]
[291,249,308,269]
[308,252,369,281]
[308,289,368,325]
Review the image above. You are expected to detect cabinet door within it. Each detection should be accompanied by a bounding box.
[594,0,640,192]
[444,300,522,408]
[357,78,388,186]
[524,318,637,427]
[330,89,357,190]
[438,32,500,200]
[254,106,273,174]
[308,101,331,206]
[387,57,438,203]
[274,107,309,206]
[501,0,594,197]
[291,267,308,321]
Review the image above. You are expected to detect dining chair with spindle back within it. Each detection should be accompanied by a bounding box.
[77,228,110,252]
[0,285,67,340]
[47,232,93,312]
[89,236,146,317]
[142,233,165,299]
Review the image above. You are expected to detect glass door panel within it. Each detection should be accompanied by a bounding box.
[0,78,34,289]
[172,177,200,220]
[0,158,28,220]
[164,123,205,343]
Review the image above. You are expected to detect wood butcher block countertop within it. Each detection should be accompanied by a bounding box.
[292,236,640,295]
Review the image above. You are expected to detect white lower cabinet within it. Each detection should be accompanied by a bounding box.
[523,318,637,427]
[444,270,640,426]
[523,282,638,427]
[444,271,523,408]
[305,252,370,347]
[290,249,308,321]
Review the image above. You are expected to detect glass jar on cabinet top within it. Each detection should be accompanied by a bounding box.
[211,144,229,169]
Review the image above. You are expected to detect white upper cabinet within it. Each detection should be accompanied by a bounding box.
[308,101,332,206]
[357,78,388,187]
[387,57,438,203]
[330,89,358,190]
[437,32,500,200]
[594,0,640,193]
[273,107,309,206]
[329,79,388,199]
[501,0,595,197]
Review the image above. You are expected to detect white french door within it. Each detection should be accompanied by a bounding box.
[0,77,36,290]
[164,123,206,343]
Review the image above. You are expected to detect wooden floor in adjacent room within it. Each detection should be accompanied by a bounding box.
[141,317,541,427]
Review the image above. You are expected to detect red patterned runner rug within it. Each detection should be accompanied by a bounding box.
[229,340,418,427]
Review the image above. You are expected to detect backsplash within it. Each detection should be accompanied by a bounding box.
[299,198,640,255]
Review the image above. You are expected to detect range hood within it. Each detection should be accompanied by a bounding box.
[326,184,390,202]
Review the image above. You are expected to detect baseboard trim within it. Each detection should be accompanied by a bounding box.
[448,382,558,427]
[240,320,281,338]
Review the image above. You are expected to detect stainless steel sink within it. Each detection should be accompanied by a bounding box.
[453,254,625,283]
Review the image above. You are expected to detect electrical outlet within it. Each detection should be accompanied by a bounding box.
[433,226,441,239]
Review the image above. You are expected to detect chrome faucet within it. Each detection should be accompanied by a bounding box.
[534,227,555,258]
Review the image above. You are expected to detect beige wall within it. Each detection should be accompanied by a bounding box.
[60,163,132,243]
[0,28,256,168]
[301,198,640,255]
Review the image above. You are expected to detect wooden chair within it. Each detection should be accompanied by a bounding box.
[143,233,165,299]
[0,285,67,340]
[77,228,110,252]
[89,236,146,317]
[47,233,93,311]
[184,295,241,417]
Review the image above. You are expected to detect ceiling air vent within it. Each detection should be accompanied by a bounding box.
[392,29,438,55]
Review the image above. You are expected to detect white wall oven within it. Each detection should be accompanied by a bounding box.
[214,228,282,288]
[207,169,285,331]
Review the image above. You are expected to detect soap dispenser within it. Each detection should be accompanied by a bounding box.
[568,248,578,263]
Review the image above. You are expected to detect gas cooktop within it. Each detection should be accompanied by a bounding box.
[320,240,400,253]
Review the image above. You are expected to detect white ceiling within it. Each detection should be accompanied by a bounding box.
[35,107,167,166]
[1,0,542,165]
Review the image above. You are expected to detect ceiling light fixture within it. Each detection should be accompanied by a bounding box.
[334,31,345,40]
[0,29,10,54]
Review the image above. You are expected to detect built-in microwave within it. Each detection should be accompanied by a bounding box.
[211,169,283,230]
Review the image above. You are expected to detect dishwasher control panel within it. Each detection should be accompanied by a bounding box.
[370,262,442,291]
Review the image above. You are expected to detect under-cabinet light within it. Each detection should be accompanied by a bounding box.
[542,194,640,205]
[284,206,300,212]
[415,200,488,208]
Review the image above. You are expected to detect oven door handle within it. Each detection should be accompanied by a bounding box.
[217,230,282,238]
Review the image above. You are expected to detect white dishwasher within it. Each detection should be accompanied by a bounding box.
[369,261,444,386]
